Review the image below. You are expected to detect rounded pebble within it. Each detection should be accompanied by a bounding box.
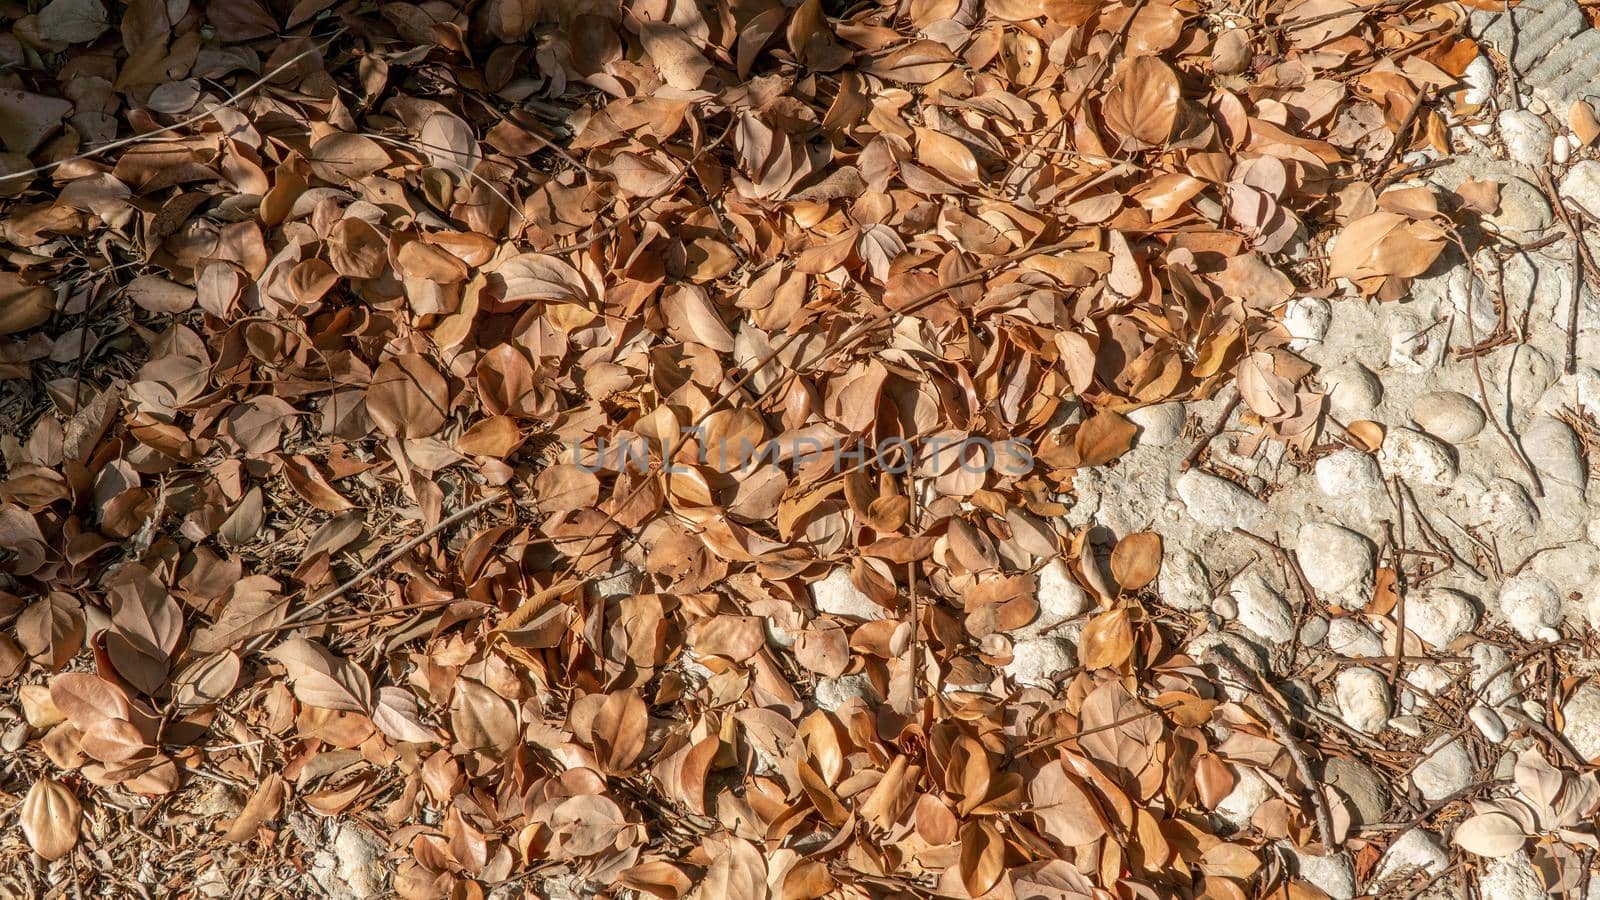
[1283,297,1332,350]
[1411,736,1473,800]
[1562,683,1600,761]
[1560,160,1600,225]
[1321,364,1383,414]
[1461,55,1496,107]
[1410,391,1485,443]
[1404,587,1479,648]
[1327,617,1384,658]
[1498,109,1552,168]
[1521,416,1586,493]
[1375,829,1448,882]
[1297,523,1377,610]
[1216,765,1272,831]
[1323,757,1388,825]
[1128,401,1186,447]
[1289,847,1356,900]
[811,568,891,620]
[1015,558,1091,638]
[1315,449,1383,497]
[1176,470,1268,531]
[1377,427,1458,486]
[1003,637,1077,689]
[1335,667,1391,734]
[1498,572,1564,641]
[1231,572,1295,643]
[1300,615,1330,647]
[1470,705,1508,743]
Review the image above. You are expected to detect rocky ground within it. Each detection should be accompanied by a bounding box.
[981,1,1600,895]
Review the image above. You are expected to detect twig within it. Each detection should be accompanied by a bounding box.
[1181,391,1241,472]
[1450,234,1546,496]
[558,117,736,254]
[1500,706,1587,769]
[1537,170,1600,374]
[1503,0,1522,109]
[0,37,341,185]
[1232,527,1321,609]
[1373,86,1430,179]
[1385,497,1408,690]
[1210,648,1337,852]
[281,491,504,626]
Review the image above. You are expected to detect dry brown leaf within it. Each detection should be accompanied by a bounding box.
[20,777,81,861]
[1110,532,1162,591]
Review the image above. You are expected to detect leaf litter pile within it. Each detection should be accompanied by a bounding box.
[0,0,1560,897]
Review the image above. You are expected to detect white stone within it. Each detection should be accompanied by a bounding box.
[1388,715,1425,737]
[1004,637,1076,689]
[1231,572,1295,643]
[1216,765,1272,831]
[1301,615,1329,647]
[1471,643,1515,708]
[1480,851,1550,900]
[1404,587,1479,648]
[311,822,388,899]
[1411,736,1473,800]
[1484,177,1553,241]
[1320,364,1382,415]
[1289,847,1356,900]
[1522,416,1586,492]
[1335,668,1391,734]
[1554,134,1572,165]
[1498,571,1564,641]
[1015,558,1091,638]
[1462,54,1496,107]
[1297,523,1376,610]
[1499,109,1553,168]
[1374,829,1448,883]
[815,674,879,711]
[1283,297,1332,350]
[810,568,889,620]
[1466,477,1541,537]
[1377,427,1458,486]
[1405,664,1452,695]
[1314,449,1384,497]
[1327,617,1384,658]
[1176,470,1268,531]
[1562,683,1600,762]
[1212,595,1238,619]
[1560,159,1600,220]
[1470,705,1508,743]
[1389,313,1446,372]
[1503,344,1558,413]
[590,567,642,601]
[1128,402,1186,447]
[1157,547,1211,612]
[1410,391,1485,443]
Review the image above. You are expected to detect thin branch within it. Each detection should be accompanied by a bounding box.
[0,35,343,186]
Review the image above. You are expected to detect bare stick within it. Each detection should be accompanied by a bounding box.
[1451,233,1546,496]
[1181,391,1241,472]
[0,37,340,185]
[1210,648,1337,852]
[283,491,504,626]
